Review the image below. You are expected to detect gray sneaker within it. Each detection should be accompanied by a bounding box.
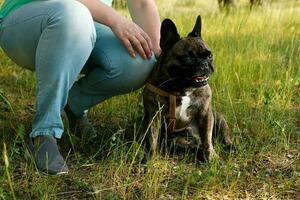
[64,104,97,141]
[29,136,69,175]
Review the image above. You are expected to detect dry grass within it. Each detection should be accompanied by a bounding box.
[1,0,300,199]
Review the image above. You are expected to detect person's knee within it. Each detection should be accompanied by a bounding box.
[111,55,156,90]
[48,0,96,44]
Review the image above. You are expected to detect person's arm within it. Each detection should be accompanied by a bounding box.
[127,0,161,57]
[77,0,154,59]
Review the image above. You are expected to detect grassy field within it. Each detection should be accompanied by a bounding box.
[1,0,300,199]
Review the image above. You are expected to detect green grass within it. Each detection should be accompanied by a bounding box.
[1,0,300,199]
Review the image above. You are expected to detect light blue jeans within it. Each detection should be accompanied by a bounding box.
[0,0,155,139]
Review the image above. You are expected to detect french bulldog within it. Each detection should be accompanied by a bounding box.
[142,15,233,162]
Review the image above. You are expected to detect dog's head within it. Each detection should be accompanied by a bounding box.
[151,15,214,92]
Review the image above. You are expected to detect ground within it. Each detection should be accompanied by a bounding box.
[0,0,299,199]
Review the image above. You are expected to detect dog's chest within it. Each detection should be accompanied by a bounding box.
[175,91,194,122]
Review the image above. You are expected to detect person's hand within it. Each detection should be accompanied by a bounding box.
[153,47,161,59]
[111,16,153,59]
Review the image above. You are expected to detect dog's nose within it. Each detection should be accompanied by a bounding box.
[203,62,209,69]
[197,59,209,70]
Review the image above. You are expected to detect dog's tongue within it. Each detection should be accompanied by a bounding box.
[193,75,208,81]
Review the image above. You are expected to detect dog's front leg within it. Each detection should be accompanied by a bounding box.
[149,116,160,156]
[143,109,161,157]
[198,108,216,162]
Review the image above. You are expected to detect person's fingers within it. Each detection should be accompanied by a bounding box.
[112,19,154,59]
[140,31,153,55]
[129,36,147,59]
[122,38,136,58]
[135,33,151,59]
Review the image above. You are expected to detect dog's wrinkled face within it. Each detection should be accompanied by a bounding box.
[156,16,214,91]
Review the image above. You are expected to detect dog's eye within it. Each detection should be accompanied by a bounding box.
[201,50,212,58]
[207,54,213,60]
[181,55,196,65]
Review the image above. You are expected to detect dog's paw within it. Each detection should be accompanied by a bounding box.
[206,148,219,162]
[196,148,218,163]
[223,143,237,152]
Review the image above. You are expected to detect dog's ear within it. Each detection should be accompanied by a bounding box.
[160,19,180,52]
[188,15,202,38]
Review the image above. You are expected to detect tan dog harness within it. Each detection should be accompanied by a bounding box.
[145,83,188,134]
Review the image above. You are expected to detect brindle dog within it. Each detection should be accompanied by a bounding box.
[143,16,233,162]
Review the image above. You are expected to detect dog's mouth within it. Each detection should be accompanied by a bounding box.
[192,75,209,86]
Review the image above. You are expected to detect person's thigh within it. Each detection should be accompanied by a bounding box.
[68,22,156,115]
[0,0,92,70]
[83,22,156,93]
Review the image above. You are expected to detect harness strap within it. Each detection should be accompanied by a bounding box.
[168,95,176,133]
[145,83,171,97]
[145,83,188,133]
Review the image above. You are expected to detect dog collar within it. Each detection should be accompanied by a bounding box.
[145,83,188,134]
